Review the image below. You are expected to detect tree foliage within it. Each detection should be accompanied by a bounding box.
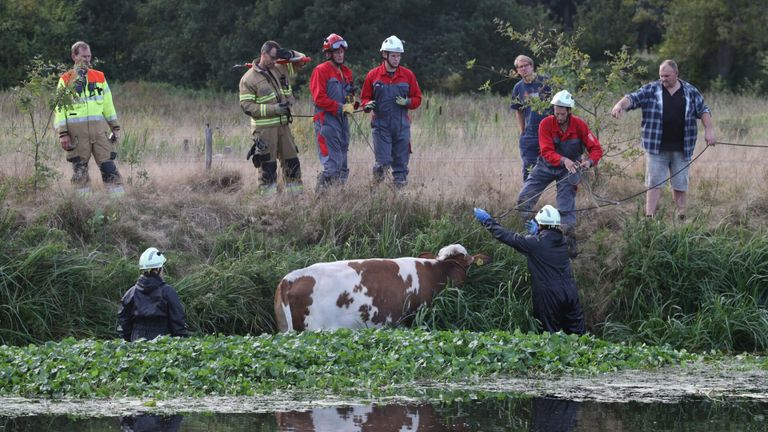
[0,0,766,92]
[660,0,768,91]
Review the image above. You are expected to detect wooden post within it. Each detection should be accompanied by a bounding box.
[205,123,212,170]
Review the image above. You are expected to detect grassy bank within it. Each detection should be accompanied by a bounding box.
[0,330,696,398]
[1,182,767,353]
[2,83,768,353]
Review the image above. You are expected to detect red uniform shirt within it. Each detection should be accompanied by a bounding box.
[538,114,603,167]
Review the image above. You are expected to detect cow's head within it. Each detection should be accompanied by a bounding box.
[419,244,492,285]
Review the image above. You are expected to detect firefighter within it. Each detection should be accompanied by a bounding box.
[516,90,603,257]
[117,248,188,342]
[310,33,356,192]
[55,41,124,196]
[474,205,586,334]
[360,35,422,188]
[239,40,307,194]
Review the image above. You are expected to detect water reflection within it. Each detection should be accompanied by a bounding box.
[275,403,462,431]
[1,396,767,431]
[119,414,183,432]
[531,398,579,432]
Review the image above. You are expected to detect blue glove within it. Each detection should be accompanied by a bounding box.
[525,219,539,235]
[395,96,410,107]
[473,208,491,224]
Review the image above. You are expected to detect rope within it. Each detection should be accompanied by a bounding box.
[575,144,712,212]
[488,142,720,223]
[714,141,768,148]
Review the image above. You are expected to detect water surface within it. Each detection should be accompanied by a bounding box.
[2,396,766,431]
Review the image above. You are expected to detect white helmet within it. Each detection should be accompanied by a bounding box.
[380,35,404,53]
[535,205,561,226]
[550,90,575,108]
[139,247,166,270]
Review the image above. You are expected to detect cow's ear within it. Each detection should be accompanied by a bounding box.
[472,254,492,266]
[418,252,437,259]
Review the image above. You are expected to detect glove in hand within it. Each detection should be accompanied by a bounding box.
[473,208,491,224]
[342,103,355,115]
[525,219,539,235]
[276,102,290,115]
[363,101,376,112]
[395,96,410,106]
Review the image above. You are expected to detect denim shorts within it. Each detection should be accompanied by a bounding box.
[645,151,689,191]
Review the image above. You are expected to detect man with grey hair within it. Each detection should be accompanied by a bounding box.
[239,40,308,194]
[611,59,716,219]
[55,41,124,196]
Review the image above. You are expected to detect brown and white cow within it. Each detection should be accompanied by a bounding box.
[273,244,490,332]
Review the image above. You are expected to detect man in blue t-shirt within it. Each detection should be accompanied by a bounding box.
[510,55,552,181]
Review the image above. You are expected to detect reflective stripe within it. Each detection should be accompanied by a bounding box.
[287,64,295,77]
[251,117,283,127]
[240,94,256,101]
[256,93,277,103]
[260,104,267,117]
[60,115,110,124]
[77,95,104,103]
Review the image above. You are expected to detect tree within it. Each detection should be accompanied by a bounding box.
[12,58,77,192]
[496,26,648,177]
[0,0,78,89]
[660,0,768,91]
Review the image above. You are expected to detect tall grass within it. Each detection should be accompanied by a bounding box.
[2,83,768,352]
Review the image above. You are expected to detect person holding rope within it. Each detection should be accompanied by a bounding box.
[239,40,308,195]
[360,35,422,189]
[611,59,716,220]
[516,90,603,257]
[310,33,356,192]
[473,204,586,334]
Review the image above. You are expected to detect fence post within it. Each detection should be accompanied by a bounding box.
[205,123,212,170]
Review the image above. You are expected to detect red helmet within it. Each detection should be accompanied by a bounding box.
[323,33,348,52]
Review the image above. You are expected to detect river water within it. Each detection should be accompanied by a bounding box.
[1,397,766,431]
[2,363,767,431]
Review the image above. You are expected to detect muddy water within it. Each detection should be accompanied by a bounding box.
[1,363,767,431]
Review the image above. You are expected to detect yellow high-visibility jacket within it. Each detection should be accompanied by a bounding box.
[238,51,305,132]
[54,68,120,137]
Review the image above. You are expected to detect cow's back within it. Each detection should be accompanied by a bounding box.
[274,258,443,331]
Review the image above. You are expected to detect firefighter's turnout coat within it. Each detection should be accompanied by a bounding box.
[239,53,305,164]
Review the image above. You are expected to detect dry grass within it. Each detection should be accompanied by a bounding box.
[2,81,768,238]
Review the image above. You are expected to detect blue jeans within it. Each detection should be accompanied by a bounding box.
[517,158,580,229]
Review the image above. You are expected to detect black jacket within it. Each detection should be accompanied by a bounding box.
[483,219,574,289]
[483,218,585,334]
[117,274,188,341]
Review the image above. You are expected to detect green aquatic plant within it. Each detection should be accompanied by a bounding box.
[0,329,696,399]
